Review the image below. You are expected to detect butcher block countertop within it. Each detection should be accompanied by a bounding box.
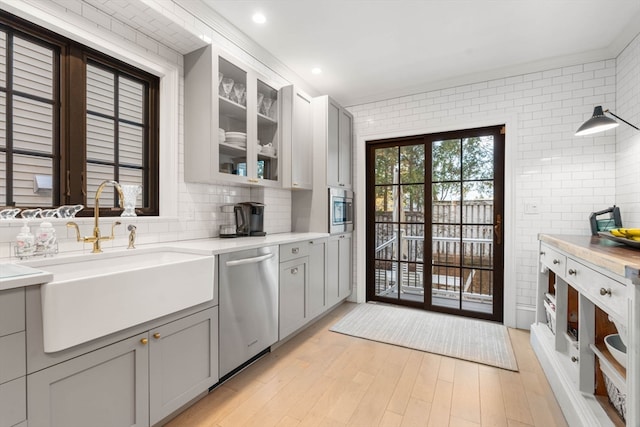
[539,234,640,282]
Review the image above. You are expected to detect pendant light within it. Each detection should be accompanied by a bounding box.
[575,106,639,136]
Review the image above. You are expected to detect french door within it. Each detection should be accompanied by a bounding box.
[366,126,505,322]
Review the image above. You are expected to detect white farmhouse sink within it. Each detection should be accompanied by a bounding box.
[27,247,215,353]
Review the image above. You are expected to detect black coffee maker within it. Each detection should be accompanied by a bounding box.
[234,202,266,236]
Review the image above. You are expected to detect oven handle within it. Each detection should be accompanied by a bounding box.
[225,252,275,267]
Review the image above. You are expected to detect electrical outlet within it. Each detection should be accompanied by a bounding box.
[524,200,540,214]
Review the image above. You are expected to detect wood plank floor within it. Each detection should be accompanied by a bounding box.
[165,302,567,427]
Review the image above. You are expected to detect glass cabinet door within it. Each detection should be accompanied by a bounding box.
[218,57,248,177]
[256,79,278,182]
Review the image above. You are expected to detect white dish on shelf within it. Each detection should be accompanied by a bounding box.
[604,334,627,368]
[608,316,627,346]
[225,132,246,137]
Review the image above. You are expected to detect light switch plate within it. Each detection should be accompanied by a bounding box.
[524,200,540,214]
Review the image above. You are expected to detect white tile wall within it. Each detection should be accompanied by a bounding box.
[615,33,640,227]
[349,58,621,312]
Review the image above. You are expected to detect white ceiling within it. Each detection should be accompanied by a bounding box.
[201,0,640,106]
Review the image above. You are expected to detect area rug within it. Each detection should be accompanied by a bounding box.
[330,303,518,371]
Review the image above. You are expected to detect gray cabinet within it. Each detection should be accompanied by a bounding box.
[27,307,218,427]
[27,332,150,427]
[149,307,218,425]
[184,45,282,187]
[328,233,352,307]
[279,257,308,339]
[307,239,327,319]
[281,85,313,190]
[314,96,353,189]
[278,238,327,340]
[0,288,26,427]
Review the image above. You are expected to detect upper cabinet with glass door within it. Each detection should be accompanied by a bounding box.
[184,45,280,186]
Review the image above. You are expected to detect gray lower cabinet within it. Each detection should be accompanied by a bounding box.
[149,307,218,425]
[27,307,218,427]
[279,257,308,339]
[27,332,150,427]
[0,288,26,427]
[307,239,327,319]
[278,238,327,340]
[328,233,352,307]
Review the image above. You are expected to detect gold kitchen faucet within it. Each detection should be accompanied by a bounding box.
[67,180,124,253]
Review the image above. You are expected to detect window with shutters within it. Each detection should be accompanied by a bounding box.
[0,12,159,216]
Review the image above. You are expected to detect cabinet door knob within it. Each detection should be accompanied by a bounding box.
[568,269,576,275]
[571,356,578,363]
[291,267,299,275]
[153,333,161,339]
[140,338,148,345]
[600,287,612,297]
[292,247,299,254]
[553,259,560,265]
[540,251,546,255]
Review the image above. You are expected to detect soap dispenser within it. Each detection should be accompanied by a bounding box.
[16,221,35,256]
[36,220,56,253]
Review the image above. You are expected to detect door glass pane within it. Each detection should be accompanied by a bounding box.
[257,79,278,181]
[218,57,247,176]
[432,139,461,181]
[375,147,397,185]
[400,144,424,183]
[462,136,494,180]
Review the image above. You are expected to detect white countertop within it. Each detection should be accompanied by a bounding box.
[0,232,329,291]
[0,263,53,291]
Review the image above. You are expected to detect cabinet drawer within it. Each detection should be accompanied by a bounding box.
[566,258,628,323]
[0,376,26,427]
[0,332,26,384]
[280,241,309,262]
[539,244,566,277]
[0,288,25,337]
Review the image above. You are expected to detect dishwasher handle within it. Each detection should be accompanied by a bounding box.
[225,252,275,267]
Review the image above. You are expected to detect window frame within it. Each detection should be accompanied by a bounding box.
[0,11,159,217]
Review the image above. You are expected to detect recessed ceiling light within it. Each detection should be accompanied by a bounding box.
[252,12,266,24]
[311,67,322,75]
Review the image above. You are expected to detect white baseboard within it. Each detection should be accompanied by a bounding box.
[516,305,536,330]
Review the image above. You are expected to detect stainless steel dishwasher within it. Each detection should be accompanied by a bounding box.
[218,245,279,378]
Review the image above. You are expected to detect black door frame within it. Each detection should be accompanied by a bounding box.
[365,125,505,322]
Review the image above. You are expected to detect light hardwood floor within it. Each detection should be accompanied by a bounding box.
[165,302,568,427]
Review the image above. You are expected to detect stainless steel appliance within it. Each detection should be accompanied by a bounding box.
[218,246,279,378]
[234,202,266,236]
[329,188,354,234]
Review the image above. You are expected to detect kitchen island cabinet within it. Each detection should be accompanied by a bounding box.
[532,234,640,427]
